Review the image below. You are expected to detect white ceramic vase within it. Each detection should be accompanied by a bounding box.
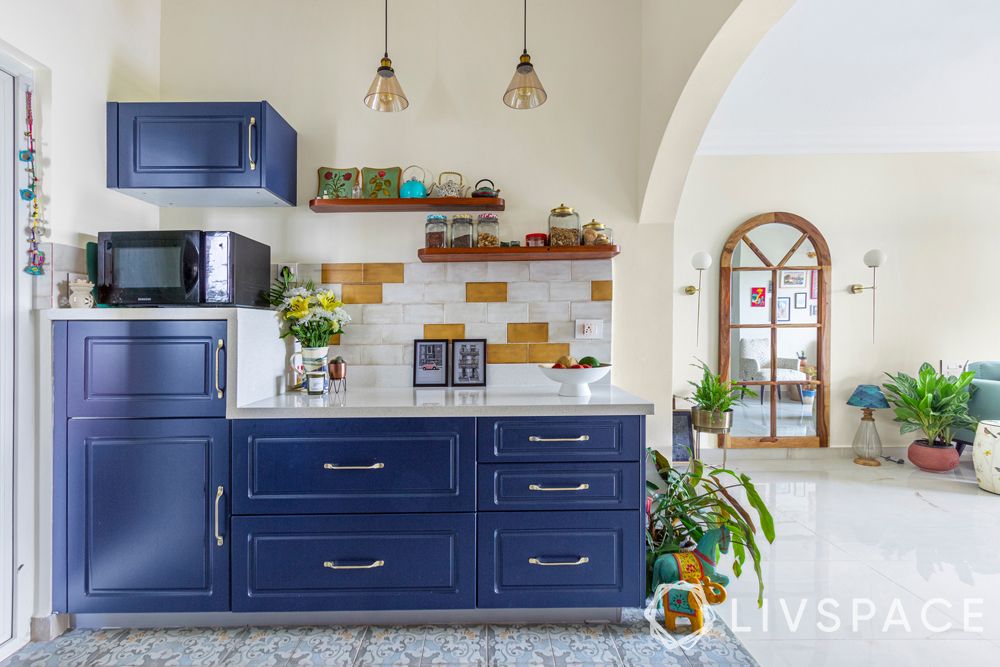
[301,346,329,374]
[973,419,1000,495]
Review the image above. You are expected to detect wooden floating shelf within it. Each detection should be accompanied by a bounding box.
[417,245,621,263]
[309,197,505,213]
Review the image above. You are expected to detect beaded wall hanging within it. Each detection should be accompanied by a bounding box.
[20,90,45,275]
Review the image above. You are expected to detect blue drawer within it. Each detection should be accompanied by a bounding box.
[478,463,641,511]
[232,514,475,611]
[233,418,475,514]
[477,511,643,608]
[477,416,642,462]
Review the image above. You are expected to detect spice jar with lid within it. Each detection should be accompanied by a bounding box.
[548,203,581,246]
[525,233,547,247]
[451,215,474,248]
[582,219,614,246]
[425,214,448,248]
[476,213,500,247]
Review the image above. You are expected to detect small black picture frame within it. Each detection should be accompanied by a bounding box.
[672,409,696,462]
[794,292,807,309]
[451,339,487,387]
[413,339,449,387]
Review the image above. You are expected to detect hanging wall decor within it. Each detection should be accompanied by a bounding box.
[21,90,45,276]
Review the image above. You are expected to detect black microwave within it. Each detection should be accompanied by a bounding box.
[96,230,271,307]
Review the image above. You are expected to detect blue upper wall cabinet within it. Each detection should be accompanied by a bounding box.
[107,101,297,207]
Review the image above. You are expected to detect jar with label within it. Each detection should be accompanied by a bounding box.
[525,233,547,247]
[476,213,500,247]
[582,220,614,246]
[425,214,448,248]
[451,215,474,248]
[548,203,580,246]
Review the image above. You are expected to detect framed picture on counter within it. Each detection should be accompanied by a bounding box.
[451,339,487,387]
[413,339,449,387]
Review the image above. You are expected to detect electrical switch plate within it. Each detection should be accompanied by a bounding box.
[576,319,604,340]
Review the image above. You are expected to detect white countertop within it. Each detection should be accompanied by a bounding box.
[236,385,654,418]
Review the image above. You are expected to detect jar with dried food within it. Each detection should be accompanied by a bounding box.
[548,203,580,246]
[451,215,475,248]
[525,233,547,247]
[476,213,500,247]
[582,220,614,246]
[425,214,448,248]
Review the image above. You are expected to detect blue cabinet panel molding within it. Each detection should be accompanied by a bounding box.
[478,462,641,512]
[478,416,642,462]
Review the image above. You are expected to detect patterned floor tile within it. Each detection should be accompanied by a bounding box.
[419,625,487,666]
[89,627,247,666]
[544,625,620,666]
[221,626,316,667]
[286,626,368,666]
[604,622,691,667]
[487,625,552,666]
[1,629,127,667]
[681,623,758,667]
[354,625,425,666]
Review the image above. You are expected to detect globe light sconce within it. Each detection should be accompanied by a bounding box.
[849,249,887,342]
[684,251,713,344]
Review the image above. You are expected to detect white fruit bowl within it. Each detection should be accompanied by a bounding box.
[537,363,612,397]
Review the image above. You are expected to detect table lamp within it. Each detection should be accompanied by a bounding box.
[847,384,890,466]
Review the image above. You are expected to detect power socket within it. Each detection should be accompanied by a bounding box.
[575,319,604,340]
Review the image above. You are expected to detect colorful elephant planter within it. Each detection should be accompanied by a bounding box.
[651,527,732,633]
[663,578,727,633]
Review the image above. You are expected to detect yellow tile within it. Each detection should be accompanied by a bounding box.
[342,283,383,304]
[321,263,363,284]
[529,343,570,363]
[363,263,405,284]
[424,324,466,340]
[487,344,528,364]
[328,334,341,346]
[591,280,613,301]
[508,323,549,343]
[466,282,508,302]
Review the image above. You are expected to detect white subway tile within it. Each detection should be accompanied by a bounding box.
[487,262,530,282]
[571,301,612,320]
[548,321,576,341]
[343,304,365,322]
[571,260,613,281]
[486,363,546,387]
[362,345,404,365]
[550,282,592,301]
[317,282,343,295]
[529,302,570,322]
[340,324,382,344]
[570,341,612,362]
[404,262,447,283]
[403,304,445,324]
[379,324,424,344]
[465,323,507,343]
[446,263,488,283]
[529,261,572,282]
[402,343,414,365]
[445,302,488,323]
[327,344,366,364]
[424,283,467,303]
[507,282,550,302]
[487,302,529,324]
[382,283,426,304]
[362,304,403,324]
[349,365,412,388]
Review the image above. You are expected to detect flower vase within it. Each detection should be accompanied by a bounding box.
[301,345,329,393]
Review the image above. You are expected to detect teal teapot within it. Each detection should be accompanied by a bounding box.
[400,165,430,198]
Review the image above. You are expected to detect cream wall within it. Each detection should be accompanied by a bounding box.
[673,152,1000,448]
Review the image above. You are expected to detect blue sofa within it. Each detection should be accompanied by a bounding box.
[955,361,1000,449]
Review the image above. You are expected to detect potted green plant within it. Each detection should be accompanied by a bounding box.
[688,359,756,434]
[646,450,775,606]
[883,362,977,473]
[801,365,818,404]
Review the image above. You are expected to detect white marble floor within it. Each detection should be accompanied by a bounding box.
[714,456,1000,665]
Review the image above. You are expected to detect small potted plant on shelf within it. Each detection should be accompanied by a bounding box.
[689,359,756,434]
[801,365,818,404]
[883,362,977,473]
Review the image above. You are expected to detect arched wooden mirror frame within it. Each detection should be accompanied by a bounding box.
[718,212,831,448]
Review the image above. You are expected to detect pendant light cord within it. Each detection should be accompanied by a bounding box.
[523,0,527,54]
[384,0,388,58]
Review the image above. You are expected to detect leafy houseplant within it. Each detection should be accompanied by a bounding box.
[264,267,351,349]
[646,450,775,606]
[688,359,756,433]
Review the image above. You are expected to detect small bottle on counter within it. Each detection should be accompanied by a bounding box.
[582,219,614,246]
[476,213,500,247]
[525,232,547,247]
[548,203,581,246]
[306,371,327,395]
[451,215,474,248]
[425,214,448,248]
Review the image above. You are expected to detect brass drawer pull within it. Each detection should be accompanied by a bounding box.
[528,435,590,443]
[528,483,590,492]
[213,485,224,547]
[529,556,589,567]
[323,462,385,470]
[323,560,385,570]
[214,339,224,399]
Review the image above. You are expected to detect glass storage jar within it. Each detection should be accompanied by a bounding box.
[425,214,448,248]
[582,219,614,246]
[451,215,475,248]
[525,233,547,247]
[476,213,500,247]
[548,203,580,246]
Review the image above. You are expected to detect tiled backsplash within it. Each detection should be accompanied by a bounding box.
[292,260,613,387]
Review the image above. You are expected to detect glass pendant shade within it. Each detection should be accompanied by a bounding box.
[503,53,547,109]
[364,57,408,112]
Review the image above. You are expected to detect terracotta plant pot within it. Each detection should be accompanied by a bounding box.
[691,407,733,434]
[907,439,960,473]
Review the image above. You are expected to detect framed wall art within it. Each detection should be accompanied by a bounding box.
[451,339,487,387]
[413,339,449,387]
[780,270,807,288]
[776,296,791,322]
[750,286,767,307]
[794,292,807,309]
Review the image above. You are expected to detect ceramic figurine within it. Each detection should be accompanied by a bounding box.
[662,577,727,633]
[68,279,95,309]
[651,527,731,588]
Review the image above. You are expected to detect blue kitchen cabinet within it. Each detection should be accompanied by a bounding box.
[65,418,230,613]
[66,320,227,419]
[478,416,643,462]
[107,101,297,207]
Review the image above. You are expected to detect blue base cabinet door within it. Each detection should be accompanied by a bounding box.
[232,514,475,611]
[66,418,230,612]
[478,511,643,608]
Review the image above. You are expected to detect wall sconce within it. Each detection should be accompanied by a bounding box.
[849,249,887,342]
[685,251,713,344]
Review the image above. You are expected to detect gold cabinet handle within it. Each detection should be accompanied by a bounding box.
[248,116,256,171]
[528,435,590,443]
[214,339,224,399]
[214,485,224,547]
[529,556,589,567]
[323,462,385,471]
[323,560,385,570]
[528,483,590,492]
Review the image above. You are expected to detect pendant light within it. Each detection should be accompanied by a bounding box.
[364,0,408,112]
[503,0,547,109]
